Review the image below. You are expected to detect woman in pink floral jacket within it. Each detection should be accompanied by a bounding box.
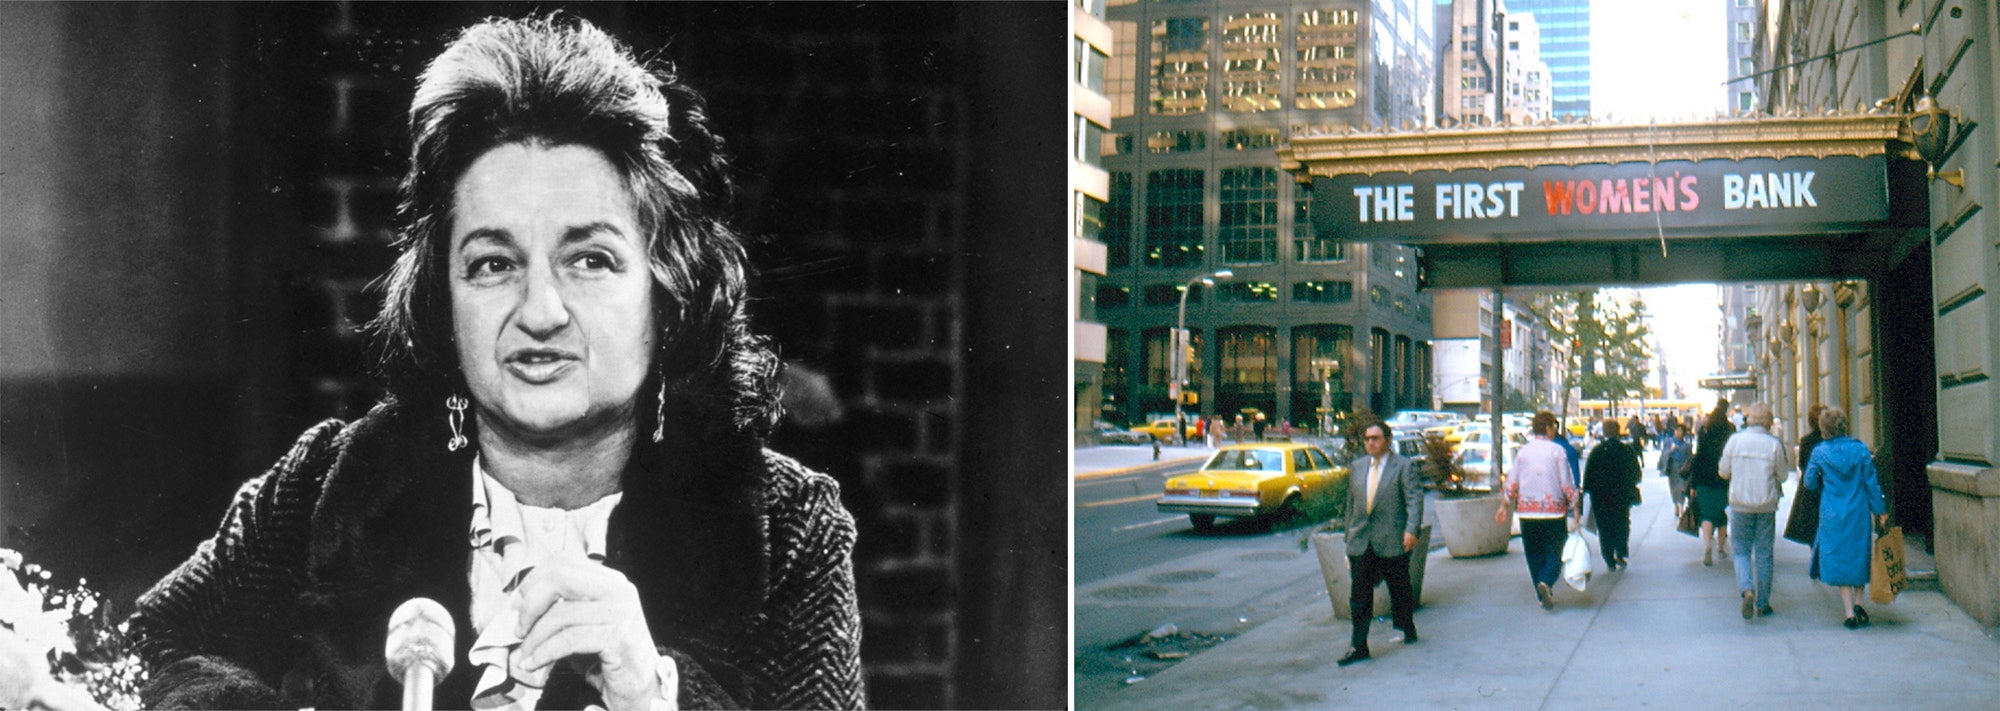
[1498,412,1582,610]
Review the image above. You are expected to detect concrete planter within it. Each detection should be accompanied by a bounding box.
[1435,494,1512,558]
[1311,524,1432,620]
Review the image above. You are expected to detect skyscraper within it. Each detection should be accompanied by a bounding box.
[1499,0,1588,118]
[1095,0,1437,431]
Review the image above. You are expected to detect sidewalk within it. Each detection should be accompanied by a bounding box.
[1082,457,2000,710]
[1074,442,1218,480]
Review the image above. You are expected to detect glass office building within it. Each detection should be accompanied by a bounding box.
[1095,0,1436,432]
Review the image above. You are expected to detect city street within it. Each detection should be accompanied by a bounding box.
[1075,443,2000,710]
[1072,441,1359,706]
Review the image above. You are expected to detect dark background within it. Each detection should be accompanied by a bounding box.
[0,2,1067,708]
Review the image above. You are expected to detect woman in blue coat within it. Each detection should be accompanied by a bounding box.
[1803,406,1888,629]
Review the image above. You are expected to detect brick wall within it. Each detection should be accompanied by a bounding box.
[216,3,1064,709]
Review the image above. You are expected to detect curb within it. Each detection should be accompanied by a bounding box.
[1075,455,1210,481]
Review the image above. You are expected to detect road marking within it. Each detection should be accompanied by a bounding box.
[1113,516,1186,532]
[1079,493,1160,509]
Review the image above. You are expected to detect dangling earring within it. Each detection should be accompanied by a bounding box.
[446,394,470,451]
[651,377,667,443]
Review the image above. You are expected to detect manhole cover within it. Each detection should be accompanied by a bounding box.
[1239,551,1296,562]
[1148,570,1217,584]
[1092,585,1170,600]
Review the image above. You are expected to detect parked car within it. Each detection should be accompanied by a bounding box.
[1157,442,1348,531]
[1130,418,1199,442]
[1452,439,1522,491]
[1092,421,1152,445]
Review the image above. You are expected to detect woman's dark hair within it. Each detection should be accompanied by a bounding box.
[1704,399,1732,432]
[368,14,779,439]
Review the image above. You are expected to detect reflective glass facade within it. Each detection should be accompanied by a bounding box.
[1502,0,1590,118]
[1096,0,1434,429]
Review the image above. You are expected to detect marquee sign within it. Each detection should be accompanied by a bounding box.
[1311,154,1890,242]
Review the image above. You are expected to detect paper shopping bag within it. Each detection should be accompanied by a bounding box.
[1870,525,1906,604]
[1675,494,1700,537]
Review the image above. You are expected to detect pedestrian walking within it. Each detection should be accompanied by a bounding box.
[1337,420,1424,666]
[1802,406,1888,629]
[1554,428,1583,489]
[1583,419,1642,571]
[1786,404,1828,578]
[1720,402,1792,620]
[1498,412,1581,610]
[1688,400,1736,565]
[1661,422,1695,515]
[1628,419,1649,452]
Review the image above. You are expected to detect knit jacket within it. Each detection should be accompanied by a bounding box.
[1503,438,1577,518]
[127,400,865,710]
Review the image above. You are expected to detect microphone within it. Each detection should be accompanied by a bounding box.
[385,598,455,711]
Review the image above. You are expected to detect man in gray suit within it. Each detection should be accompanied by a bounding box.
[1338,420,1425,666]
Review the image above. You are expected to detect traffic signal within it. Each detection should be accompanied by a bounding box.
[1415,247,1433,290]
[1181,391,1199,405]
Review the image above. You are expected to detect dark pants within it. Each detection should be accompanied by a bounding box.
[1521,517,1566,587]
[1347,547,1416,649]
[1594,494,1631,565]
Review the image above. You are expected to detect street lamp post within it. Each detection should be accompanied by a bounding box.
[1312,357,1341,436]
[1174,269,1232,445]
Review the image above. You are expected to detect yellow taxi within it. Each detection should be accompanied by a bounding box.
[1157,442,1348,531]
[1130,418,1199,442]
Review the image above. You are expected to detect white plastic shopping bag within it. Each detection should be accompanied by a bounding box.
[1561,530,1593,591]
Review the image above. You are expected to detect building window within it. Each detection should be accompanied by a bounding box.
[1078,272,1099,322]
[1143,282,1199,306]
[1292,280,1353,303]
[1216,281,1279,303]
[1737,91,1755,113]
[1295,183,1344,262]
[1221,127,1282,150]
[1296,9,1360,109]
[1103,132,1133,156]
[1075,38,1109,93]
[1096,284,1131,309]
[1219,326,1277,389]
[1737,57,1754,78]
[1394,335,1413,404]
[1221,12,1283,112]
[1145,169,1205,267]
[1109,21,1138,119]
[1150,17,1210,115]
[1104,327,1129,398]
[1292,324,1353,395]
[1105,172,1133,267]
[1143,328,1202,388]
[1147,129,1207,153]
[1219,167,1278,264]
[1735,22,1752,41]
[1076,116,1106,167]
[1370,328,1391,408]
[1075,192,1105,243]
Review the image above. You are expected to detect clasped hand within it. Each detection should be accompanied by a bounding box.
[513,559,663,711]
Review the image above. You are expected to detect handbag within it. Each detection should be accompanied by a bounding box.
[1561,530,1594,591]
[1870,523,1907,604]
[1675,493,1700,537]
